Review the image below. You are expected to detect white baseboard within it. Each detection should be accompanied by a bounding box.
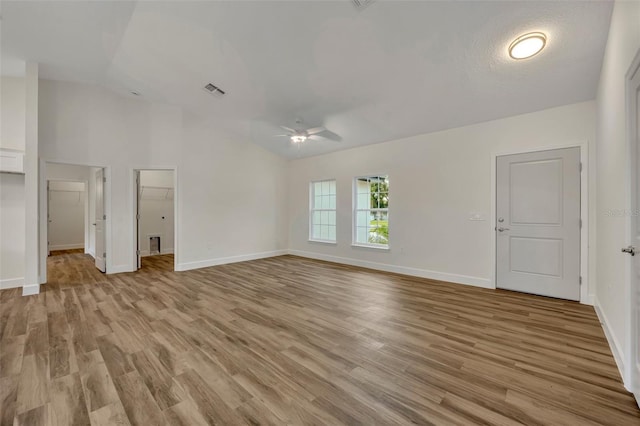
[594,297,629,391]
[141,248,174,257]
[22,283,40,296]
[288,249,493,289]
[176,250,288,272]
[49,243,84,250]
[0,277,24,290]
[108,264,133,274]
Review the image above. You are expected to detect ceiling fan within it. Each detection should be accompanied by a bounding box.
[275,119,339,144]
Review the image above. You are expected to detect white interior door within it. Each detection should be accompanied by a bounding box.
[95,168,106,272]
[496,147,581,301]
[136,170,141,270]
[47,182,51,256]
[626,52,640,407]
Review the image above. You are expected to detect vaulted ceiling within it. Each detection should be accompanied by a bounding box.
[1,1,613,158]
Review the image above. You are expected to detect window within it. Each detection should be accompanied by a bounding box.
[310,180,336,242]
[354,175,389,247]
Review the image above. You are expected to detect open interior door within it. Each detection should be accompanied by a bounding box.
[95,168,106,272]
[627,51,640,408]
[136,170,141,270]
[47,181,51,256]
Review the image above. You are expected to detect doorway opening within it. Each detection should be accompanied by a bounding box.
[47,179,87,256]
[134,169,176,272]
[43,162,107,282]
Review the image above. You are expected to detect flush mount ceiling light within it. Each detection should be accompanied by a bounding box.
[508,32,547,60]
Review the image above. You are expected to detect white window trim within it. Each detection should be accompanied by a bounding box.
[352,175,389,249]
[309,179,337,244]
[351,243,390,250]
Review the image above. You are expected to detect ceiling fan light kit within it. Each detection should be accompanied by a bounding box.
[276,121,333,145]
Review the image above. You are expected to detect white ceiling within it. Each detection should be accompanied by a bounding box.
[1,1,613,158]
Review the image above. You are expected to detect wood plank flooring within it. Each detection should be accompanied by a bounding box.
[1,252,639,425]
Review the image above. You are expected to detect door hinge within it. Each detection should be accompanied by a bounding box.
[103,214,106,220]
[103,252,106,258]
[103,177,107,183]
[579,162,583,172]
[136,250,140,256]
[136,214,140,220]
[579,218,582,228]
[579,276,582,285]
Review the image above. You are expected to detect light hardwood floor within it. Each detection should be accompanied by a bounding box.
[1,252,639,425]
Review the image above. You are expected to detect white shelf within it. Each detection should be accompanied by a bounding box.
[0,149,25,174]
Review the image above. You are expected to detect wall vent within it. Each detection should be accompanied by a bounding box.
[203,83,226,96]
[352,0,374,10]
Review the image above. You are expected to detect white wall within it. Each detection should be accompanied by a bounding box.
[139,170,174,256]
[0,76,26,289]
[594,0,640,387]
[46,162,92,253]
[178,112,289,269]
[24,63,39,294]
[48,181,85,250]
[288,101,596,297]
[0,173,25,288]
[1,76,26,151]
[38,79,288,275]
[47,162,91,181]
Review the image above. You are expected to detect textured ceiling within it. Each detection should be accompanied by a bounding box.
[1,1,613,158]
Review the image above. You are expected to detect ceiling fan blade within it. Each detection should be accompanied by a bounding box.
[306,126,326,135]
[280,126,296,133]
[309,130,342,142]
[308,134,339,143]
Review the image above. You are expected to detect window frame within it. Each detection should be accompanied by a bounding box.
[309,179,337,244]
[352,174,390,249]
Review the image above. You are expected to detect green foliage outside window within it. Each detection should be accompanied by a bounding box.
[368,177,389,244]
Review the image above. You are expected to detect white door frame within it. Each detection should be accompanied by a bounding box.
[624,48,640,398]
[46,178,89,254]
[490,141,591,304]
[130,166,179,272]
[39,160,111,284]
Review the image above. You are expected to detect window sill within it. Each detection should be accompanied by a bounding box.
[308,239,337,245]
[351,243,390,251]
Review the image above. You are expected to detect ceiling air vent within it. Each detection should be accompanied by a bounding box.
[203,83,226,97]
[352,0,374,10]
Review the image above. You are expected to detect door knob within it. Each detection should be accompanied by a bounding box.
[498,227,510,232]
[621,245,636,256]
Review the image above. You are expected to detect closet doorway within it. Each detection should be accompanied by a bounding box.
[134,169,176,272]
